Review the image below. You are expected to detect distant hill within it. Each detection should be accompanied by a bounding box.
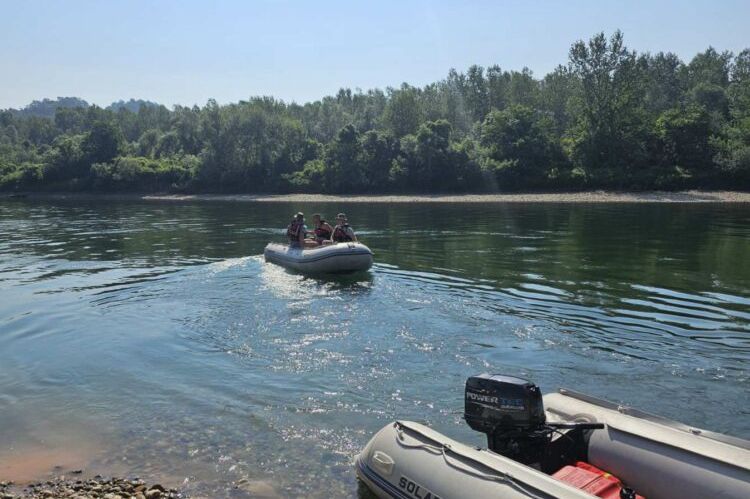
[106,99,161,113]
[6,97,161,118]
[11,97,89,118]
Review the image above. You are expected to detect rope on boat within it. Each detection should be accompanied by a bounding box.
[394,424,550,499]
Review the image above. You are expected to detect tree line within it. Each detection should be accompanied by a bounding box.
[1,32,749,194]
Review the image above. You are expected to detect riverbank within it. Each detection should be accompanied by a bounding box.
[2,190,749,203]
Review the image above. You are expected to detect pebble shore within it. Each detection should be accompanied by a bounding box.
[0,477,180,499]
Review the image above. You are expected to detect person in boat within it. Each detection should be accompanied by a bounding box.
[310,213,334,245]
[286,212,307,247]
[332,212,357,243]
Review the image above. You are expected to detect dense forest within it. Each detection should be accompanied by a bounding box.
[1,32,749,193]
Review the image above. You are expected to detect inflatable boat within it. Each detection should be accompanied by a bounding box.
[264,242,373,274]
[357,374,750,499]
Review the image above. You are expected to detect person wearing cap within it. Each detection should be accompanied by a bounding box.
[331,212,357,243]
[286,212,307,247]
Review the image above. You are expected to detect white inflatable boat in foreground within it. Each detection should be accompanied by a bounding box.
[357,374,750,499]
[264,242,373,273]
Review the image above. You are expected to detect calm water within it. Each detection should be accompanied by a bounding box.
[0,200,748,496]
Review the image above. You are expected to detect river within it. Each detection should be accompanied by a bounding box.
[0,199,748,497]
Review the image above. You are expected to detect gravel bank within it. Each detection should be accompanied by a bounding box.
[2,190,749,203]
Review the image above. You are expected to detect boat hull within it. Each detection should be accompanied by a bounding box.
[357,390,750,499]
[264,242,373,274]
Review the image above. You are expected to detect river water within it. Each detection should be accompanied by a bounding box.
[0,200,748,496]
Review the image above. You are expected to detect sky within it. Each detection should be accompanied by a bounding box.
[2,0,749,109]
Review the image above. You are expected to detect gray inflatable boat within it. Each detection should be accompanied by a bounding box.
[357,375,750,499]
[264,242,373,274]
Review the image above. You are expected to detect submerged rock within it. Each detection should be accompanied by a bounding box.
[235,478,279,498]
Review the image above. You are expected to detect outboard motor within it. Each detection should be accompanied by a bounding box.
[465,374,549,465]
[465,374,603,468]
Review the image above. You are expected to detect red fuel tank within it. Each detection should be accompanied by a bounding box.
[552,461,645,499]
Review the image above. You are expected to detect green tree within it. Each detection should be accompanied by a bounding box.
[359,130,398,190]
[713,50,750,187]
[684,47,732,89]
[383,84,422,138]
[729,50,750,119]
[539,65,578,133]
[464,65,490,122]
[480,105,564,189]
[155,131,181,158]
[656,105,713,172]
[324,124,364,192]
[568,31,650,182]
[486,65,510,111]
[641,52,684,115]
[136,130,160,157]
[508,68,539,108]
[393,120,471,192]
[82,121,123,165]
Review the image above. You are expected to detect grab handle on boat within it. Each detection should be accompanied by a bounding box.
[371,451,395,476]
[548,422,605,430]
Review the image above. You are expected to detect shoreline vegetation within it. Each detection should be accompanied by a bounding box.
[3,190,749,203]
[2,31,749,195]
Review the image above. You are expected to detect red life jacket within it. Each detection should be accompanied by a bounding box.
[287,220,303,241]
[314,221,332,239]
[332,224,353,242]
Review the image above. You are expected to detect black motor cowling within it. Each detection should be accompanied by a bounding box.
[465,374,546,432]
[465,374,548,465]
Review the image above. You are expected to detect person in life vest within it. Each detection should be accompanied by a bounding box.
[310,214,334,245]
[332,212,357,243]
[286,212,307,247]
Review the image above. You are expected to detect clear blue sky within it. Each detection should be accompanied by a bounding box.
[2,0,749,109]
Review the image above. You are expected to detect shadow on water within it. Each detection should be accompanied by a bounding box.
[357,480,379,499]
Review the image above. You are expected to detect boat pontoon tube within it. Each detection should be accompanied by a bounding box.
[264,242,373,273]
